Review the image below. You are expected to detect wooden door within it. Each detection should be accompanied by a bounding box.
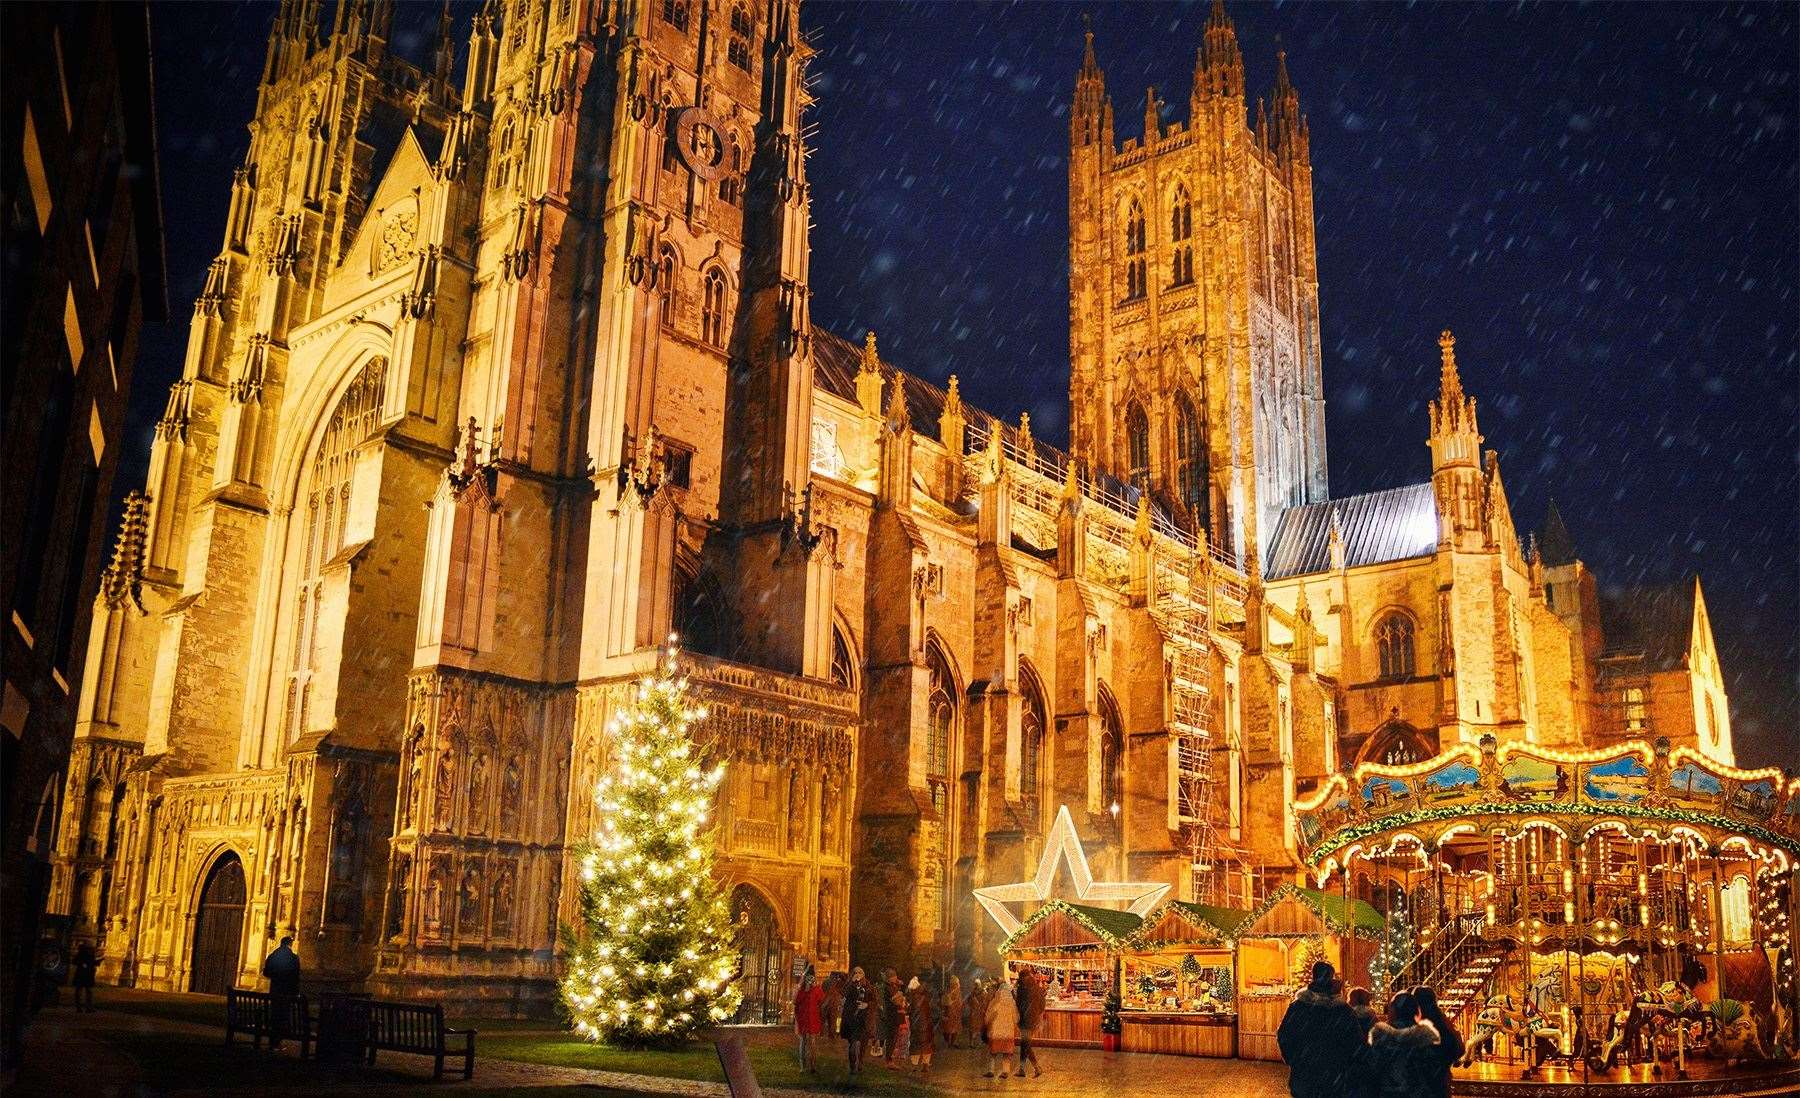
[190,854,247,995]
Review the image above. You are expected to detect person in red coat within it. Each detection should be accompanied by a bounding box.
[793,967,824,1074]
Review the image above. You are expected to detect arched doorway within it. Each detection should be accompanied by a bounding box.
[731,884,786,1024]
[190,853,247,994]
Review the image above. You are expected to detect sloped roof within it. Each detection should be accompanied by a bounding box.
[1130,899,1251,944]
[1266,483,1440,579]
[1001,898,1144,953]
[1600,578,1697,672]
[1296,887,1386,937]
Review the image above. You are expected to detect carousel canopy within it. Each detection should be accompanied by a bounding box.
[1294,736,1798,870]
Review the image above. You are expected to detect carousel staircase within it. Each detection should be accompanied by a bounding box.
[1437,947,1504,1019]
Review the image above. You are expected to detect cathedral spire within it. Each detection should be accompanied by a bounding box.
[1428,330,1485,547]
[1072,20,1113,149]
[1432,329,1473,431]
[1143,86,1161,144]
[1196,0,1244,101]
[431,0,457,94]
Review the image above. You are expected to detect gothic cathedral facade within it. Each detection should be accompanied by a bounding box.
[51,0,1735,1011]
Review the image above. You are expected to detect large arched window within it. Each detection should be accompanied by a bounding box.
[1019,661,1048,834]
[1125,403,1151,488]
[1123,200,1147,300]
[673,566,728,658]
[1375,613,1416,681]
[1098,685,1124,815]
[1169,186,1194,286]
[283,359,386,742]
[1174,392,1206,526]
[926,643,958,927]
[702,267,727,346]
[660,0,689,32]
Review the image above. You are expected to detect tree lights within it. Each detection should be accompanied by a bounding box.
[560,649,742,1047]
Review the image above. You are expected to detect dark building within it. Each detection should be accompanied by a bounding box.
[1,1,165,1072]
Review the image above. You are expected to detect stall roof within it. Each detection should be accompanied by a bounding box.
[1236,885,1385,941]
[1002,899,1144,954]
[1129,899,1251,946]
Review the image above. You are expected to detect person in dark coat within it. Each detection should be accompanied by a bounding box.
[261,936,302,1050]
[1344,987,1380,1098]
[70,942,99,1012]
[839,967,873,1077]
[1275,961,1363,1098]
[1014,967,1047,1077]
[1366,992,1443,1098]
[1411,985,1465,1098]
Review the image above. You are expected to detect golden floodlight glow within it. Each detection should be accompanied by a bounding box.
[973,803,1169,937]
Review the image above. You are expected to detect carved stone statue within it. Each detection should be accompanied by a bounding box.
[467,751,491,834]
[459,864,484,933]
[433,746,456,831]
[499,757,523,836]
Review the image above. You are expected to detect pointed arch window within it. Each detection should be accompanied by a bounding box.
[494,115,521,193]
[658,246,679,327]
[702,268,727,346]
[926,643,958,928]
[1125,402,1150,488]
[1019,662,1048,834]
[718,137,743,206]
[1375,613,1416,681]
[1174,392,1207,526]
[727,5,752,70]
[282,359,386,743]
[1098,686,1124,815]
[1123,200,1147,300]
[1170,186,1194,286]
[661,0,689,32]
[830,625,855,691]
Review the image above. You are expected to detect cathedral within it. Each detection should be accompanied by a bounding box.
[49,0,1734,1017]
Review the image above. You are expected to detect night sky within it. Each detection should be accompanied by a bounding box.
[136,2,1795,767]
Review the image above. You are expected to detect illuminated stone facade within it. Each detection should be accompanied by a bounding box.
[51,0,1733,1010]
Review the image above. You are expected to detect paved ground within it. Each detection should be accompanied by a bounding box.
[9,998,1290,1098]
[882,1040,1289,1097]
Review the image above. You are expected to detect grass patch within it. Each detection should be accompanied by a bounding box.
[483,1031,938,1096]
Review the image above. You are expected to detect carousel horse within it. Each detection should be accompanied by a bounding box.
[1586,1003,1642,1073]
[1705,999,1768,1066]
[1636,981,1718,1077]
[1465,994,1526,1064]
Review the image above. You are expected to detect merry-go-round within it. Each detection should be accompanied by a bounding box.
[1294,735,1800,1096]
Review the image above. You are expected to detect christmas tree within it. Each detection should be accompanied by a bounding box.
[1370,899,1412,1000]
[561,655,742,1047]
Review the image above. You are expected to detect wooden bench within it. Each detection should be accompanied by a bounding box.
[363,1000,476,1080]
[224,987,315,1058]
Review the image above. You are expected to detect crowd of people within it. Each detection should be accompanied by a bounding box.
[790,963,1052,1080]
[1276,961,1464,1098]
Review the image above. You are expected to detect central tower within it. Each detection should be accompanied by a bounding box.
[1067,3,1327,567]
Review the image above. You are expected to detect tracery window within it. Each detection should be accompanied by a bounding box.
[661,0,688,32]
[1174,391,1207,526]
[829,625,855,690]
[1170,186,1194,286]
[718,138,743,206]
[282,359,386,742]
[1621,685,1648,733]
[1375,613,1416,681]
[494,115,520,192]
[1019,662,1047,833]
[926,643,958,927]
[727,6,752,70]
[702,267,727,346]
[1125,402,1150,488]
[1123,200,1147,300]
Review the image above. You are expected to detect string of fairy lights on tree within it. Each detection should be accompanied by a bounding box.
[560,643,742,1047]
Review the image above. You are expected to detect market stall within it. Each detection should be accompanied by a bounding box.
[1233,884,1385,1061]
[1116,900,1247,1056]
[999,898,1140,1048]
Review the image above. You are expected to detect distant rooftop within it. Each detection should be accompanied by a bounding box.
[1600,578,1698,672]
[1266,483,1439,579]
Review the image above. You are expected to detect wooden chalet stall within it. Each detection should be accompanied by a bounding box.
[1234,885,1385,1061]
[999,899,1140,1049]
[1115,900,1247,1057]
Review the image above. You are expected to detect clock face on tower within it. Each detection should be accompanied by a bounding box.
[670,106,727,181]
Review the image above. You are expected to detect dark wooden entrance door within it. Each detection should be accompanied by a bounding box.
[190,853,246,994]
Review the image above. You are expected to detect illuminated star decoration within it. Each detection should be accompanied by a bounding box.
[973,803,1170,937]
